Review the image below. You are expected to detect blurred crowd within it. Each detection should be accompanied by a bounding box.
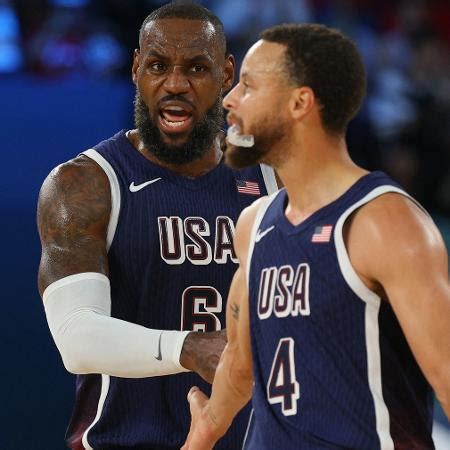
[2,0,450,216]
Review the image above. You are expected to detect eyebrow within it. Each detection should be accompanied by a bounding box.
[143,50,214,65]
[143,50,168,61]
[189,54,214,64]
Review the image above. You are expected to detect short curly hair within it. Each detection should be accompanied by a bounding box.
[261,23,366,134]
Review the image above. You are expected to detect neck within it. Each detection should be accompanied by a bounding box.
[275,128,367,225]
[126,129,223,178]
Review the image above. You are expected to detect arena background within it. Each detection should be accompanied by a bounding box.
[0,0,449,448]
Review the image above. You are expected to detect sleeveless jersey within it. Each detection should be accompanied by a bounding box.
[65,130,277,449]
[245,172,434,450]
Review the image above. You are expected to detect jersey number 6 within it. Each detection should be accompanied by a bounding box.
[181,286,223,332]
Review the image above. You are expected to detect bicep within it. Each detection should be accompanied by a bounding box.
[381,230,449,383]
[351,195,450,389]
[37,157,111,295]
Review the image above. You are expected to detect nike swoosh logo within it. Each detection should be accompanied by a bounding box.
[155,331,163,361]
[129,177,162,192]
[255,225,275,243]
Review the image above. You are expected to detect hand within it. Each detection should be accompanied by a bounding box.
[180,329,227,383]
[181,387,222,450]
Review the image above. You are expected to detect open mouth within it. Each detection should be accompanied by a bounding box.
[159,105,194,134]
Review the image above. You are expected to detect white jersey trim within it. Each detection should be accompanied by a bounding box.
[82,374,110,450]
[259,164,278,195]
[334,185,422,450]
[246,190,280,288]
[79,148,119,448]
[241,407,254,450]
[82,148,121,251]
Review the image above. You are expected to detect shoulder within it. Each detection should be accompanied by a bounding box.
[37,154,111,239]
[348,192,442,249]
[39,155,110,206]
[345,192,447,288]
[234,195,273,264]
[41,154,108,189]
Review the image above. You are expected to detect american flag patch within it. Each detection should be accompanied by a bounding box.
[311,225,333,243]
[237,180,260,196]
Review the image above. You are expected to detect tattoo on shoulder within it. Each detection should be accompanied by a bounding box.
[230,303,240,320]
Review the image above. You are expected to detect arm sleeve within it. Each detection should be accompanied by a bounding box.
[43,272,190,377]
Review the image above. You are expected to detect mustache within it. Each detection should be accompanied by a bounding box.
[226,112,243,127]
[157,94,196,112]
[134,90,224,166]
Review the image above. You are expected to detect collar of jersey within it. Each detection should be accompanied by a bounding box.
[119,130,227,191]
[275,172,378,236]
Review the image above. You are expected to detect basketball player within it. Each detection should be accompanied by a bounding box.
[37,4,277,449]
[183,24,450,449]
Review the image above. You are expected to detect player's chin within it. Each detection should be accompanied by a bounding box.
[224,144,259,169]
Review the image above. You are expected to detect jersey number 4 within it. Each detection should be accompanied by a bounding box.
[267,337,300,416]
[181,286,223,331]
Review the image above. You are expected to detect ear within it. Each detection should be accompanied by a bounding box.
[131,49,140,85]
[289,87,315,120]
[222,54,235,92]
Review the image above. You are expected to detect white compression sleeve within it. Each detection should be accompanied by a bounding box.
[43,272,190,377]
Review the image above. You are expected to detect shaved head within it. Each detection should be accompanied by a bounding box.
[139,3,226,54]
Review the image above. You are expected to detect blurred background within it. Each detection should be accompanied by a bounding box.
[0,0,449,448]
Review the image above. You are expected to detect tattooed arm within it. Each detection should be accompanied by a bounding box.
[37,155,226,380]
[37,156,191,377]
[37,155,110,293]
[182,199,264,450]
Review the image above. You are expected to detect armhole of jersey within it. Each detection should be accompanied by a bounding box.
[334,185,426,306]
[334,185,426,450]
[259,163,278,195]
[82,148,121,252]
[245,191,280,288]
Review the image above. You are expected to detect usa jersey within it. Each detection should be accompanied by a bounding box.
[66,130,277,449]
[245,172,434,450]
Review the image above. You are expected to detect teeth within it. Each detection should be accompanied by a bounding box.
[165,106,183,112]
[162,117,188,127]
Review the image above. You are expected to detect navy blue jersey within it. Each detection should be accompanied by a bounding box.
[66,130,277,449]
[245,172,434,450]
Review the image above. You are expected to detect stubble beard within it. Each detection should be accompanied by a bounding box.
[225,117,288,170]
[134,91,224,165]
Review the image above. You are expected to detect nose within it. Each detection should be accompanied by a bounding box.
[223,84,239,111]
[163,66,190,94]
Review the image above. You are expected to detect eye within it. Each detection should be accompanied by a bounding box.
[191,64,207,73]
[149,62,167,72]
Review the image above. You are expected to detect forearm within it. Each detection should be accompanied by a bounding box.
[205,265,253,434]
[55,312,190,377]
[179,329,227,384]
[43,272,190,377]
[206,343,253,438]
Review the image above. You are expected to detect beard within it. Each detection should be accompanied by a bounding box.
[134,91,224,165]
[225,116,288,170]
